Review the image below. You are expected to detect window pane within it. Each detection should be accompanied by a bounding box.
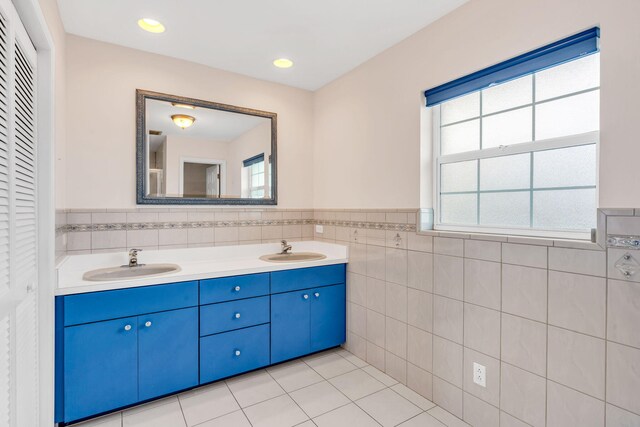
[535,90,599,140]
[440,194,477,225]
[533,188,596,230]
[441,160,477,193]
[482,107,532,149]
[441,119,480,155]
[533,144,596,188]
[536,54,600,101]
[480,153,530,191]
[482,75,532,114]
[441,92,480,125]
[480,191,530,227]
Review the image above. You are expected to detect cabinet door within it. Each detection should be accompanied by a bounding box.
[64,317,138,422]
[310,284,346,352]
[200,324,270,383]
[271,290,311,363]
[138,307,199,401]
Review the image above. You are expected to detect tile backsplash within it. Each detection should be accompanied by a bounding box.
[316,208,640,427]
[55,207,640,426]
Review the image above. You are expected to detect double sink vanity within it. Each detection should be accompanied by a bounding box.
[55,241,348,424]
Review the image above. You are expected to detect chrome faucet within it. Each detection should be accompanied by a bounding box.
[128,248,143,267]
[280,240,292,255]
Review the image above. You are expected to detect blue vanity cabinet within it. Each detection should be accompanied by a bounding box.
[271,265,347,364]
[56,281,199,424]
[200,324,270,383]
[57,264,348,424]
[310,283,346,352]
[271,290,312,363]
[138,307,199,401]
[63,316,138,422]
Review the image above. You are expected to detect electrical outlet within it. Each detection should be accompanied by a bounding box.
[473,362,486,387]
[315,224,324,234]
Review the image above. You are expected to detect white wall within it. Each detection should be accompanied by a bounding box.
[65,35,314,209]
[38,0,66,209]
[313,0,640,209]
[163,134,230,196]
[227,121,272,197]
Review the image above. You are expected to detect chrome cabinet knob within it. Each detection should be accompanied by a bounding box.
[124,324,132,331]
[145,321,152,327]
[234,313,241,319]
[234,286,241,292]
[303,294,309,300]
[234,350,241,356]
[314,292,320,298]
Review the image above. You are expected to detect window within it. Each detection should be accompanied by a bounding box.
[426,29,600,239]
[242,154,266,198]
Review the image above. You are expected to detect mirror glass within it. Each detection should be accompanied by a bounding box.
[137,90,277,205]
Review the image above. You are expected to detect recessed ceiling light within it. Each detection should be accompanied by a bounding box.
[138,18,165,33]
[273,58,294,69]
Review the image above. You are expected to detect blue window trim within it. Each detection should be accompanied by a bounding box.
[424,27,600,106]
[243,153,265,168]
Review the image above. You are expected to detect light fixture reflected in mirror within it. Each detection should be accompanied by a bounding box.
[171,102,195,110]
[171,114,195,129]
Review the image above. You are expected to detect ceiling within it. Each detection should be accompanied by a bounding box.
[57,0,467,90]
[146,99,268,141]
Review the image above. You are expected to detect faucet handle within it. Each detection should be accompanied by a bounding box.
[129,248,142,257]
[281,240,287,245]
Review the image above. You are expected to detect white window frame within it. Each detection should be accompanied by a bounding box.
[246,159,266,198]
[432,85,599,240]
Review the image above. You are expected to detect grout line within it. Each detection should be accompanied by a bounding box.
[545,247,550,427]
[223,381,254,427]
[604,242,609,427]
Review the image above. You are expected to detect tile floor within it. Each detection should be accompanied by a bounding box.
[75,348,469,427]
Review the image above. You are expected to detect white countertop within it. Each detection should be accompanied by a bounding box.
[56,241,349,296]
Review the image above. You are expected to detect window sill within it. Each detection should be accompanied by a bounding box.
[415,227,603,250]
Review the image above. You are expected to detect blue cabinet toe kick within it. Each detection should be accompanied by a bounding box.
[55,263,346,424]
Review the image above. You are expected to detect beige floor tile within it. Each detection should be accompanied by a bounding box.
[226,370,286,408]
[356,388,421,427]
[243,395,309,427]
[313,403,379,427]
[329,368,386,400]
[289,381,350,418]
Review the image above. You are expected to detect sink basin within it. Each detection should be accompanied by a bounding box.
[83,263,181,281]
[259,252,327,263]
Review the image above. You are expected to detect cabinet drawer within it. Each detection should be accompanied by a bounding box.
[271,264,346,294]
[200,324,270,383]
[200,273,270,304]
[63,281,198,326]
[200,296,270,336]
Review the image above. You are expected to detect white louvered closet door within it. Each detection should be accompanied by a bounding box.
[0,0,39,425]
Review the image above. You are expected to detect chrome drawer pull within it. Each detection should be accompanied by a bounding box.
[234,286,241,292]
[303,294,309,300]
[234,350,241,356]
[145,321,152,327]
[314,292,320,298]
[234,312,241,319]
[124,324,132,331]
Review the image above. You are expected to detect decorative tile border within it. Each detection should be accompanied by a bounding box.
[607,235,640,250]
[56,218,416,234]
[315,219,416,232]
[60,218,315,233]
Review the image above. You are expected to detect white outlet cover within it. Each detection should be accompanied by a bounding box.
[315,224,324,234]
[473,362,486,388]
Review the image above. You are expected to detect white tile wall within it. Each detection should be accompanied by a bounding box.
[58,208,640,427]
